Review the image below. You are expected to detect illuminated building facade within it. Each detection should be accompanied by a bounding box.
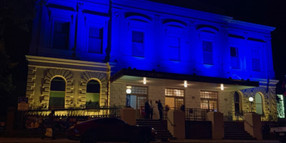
[26,0,278,120]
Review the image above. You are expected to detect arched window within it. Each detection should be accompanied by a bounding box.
[255,93,263,115]
[49,77,65,109]
[234,92,242,115]
[86,80,100,108]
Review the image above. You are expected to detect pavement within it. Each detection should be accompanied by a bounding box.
[0,138,282,143]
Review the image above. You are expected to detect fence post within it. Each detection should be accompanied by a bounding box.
[167,109,185,139]
[120,107,136,125]
[244,112,262,140]
[206,112,224,139]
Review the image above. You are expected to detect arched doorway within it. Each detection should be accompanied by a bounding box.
[255,93,263,115]
[49,77,65,109]
[86,80,100,108]
[234,91,242,115]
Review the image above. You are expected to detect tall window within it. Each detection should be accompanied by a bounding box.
[49,77,65,109]
[168,37,180,61]
[255,93,263,115]
[234,92,242,115]
[230,47,240,69]
[126,86,147,110]
[200,91,218,111]
[132,31,144,57]
[53,21,69,50]
[165,89,184,110]
[203,41,213,65]
[252,49,261,72]
[86,80,100,108]
[88,27,103,54]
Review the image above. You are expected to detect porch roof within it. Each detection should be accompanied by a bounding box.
[110,68,259,87]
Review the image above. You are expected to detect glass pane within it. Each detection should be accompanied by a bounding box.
[87,80,100,93]
[165,97,175,109]
[49,91,65,109]
[255,93,263,115]
[53,22,69,50]
[86,93,99,108]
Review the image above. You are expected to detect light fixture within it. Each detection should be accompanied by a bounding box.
[126,88,131,94]
[249,97,254,102]
[184,80,188,88]
[143,77,147,85]
[126,86,132,94]
[220,84,224,90]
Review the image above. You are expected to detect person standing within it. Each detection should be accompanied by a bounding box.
[149,100,154,119]
[157,100,163,120]
[144,100,150,119]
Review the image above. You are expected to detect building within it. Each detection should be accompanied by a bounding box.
[26,0,278,121]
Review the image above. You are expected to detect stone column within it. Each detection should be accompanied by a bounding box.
[120,107,136,125]
[244,112,262,140]
[167,110,185,139]
[206,112,224,139]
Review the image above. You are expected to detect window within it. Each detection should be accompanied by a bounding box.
[252,49,261,72]
[234,92,242,115]
[252,58,261,72]
[132,31,144,57]
[88,27,103,54]
[168,37,180,61]
[165,89,184,110]
[200,91,218,111]
[230,47,240,69]
[126,86,147,110]
[203,41,213,65]
[49,77,65,109]
[53,21,69,50]
[86,80,100,108]
[255,93,263,115]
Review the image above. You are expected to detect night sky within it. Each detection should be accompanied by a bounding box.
[151,0,286,79]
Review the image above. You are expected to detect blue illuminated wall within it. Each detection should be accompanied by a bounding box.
[29,0,276,81]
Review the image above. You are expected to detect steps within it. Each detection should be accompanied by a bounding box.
[224,121,255,140]
[136,119,174,140]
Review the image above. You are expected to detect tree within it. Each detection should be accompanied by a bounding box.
[0,0,35,116]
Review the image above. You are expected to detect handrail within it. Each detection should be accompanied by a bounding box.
[166,113,176,127]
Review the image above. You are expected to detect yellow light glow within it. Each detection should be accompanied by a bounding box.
[220,84,224,90]
[143,77,147,85]
[184,80,188,88]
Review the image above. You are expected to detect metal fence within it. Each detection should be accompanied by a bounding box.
[185,108,211,121]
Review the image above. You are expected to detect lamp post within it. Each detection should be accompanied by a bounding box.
[249,96,254,112]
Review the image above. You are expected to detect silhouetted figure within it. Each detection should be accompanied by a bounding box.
[180,104,185,112]
[149,100,154,119]
[157,100,163,120]
[144,101,150,119]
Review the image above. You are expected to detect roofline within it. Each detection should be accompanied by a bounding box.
[111,68,259,86]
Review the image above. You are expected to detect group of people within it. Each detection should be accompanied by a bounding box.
[144,100,163,120]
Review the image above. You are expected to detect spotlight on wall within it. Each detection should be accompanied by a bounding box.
[143,77,147,85]
[220,84,224,91]
[184,80,188,88]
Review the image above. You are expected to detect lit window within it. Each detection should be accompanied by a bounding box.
[88,27,103,54]
[125,86,147,110]
[49,77,65,109]
[230,47,240,69]
[200,91,218,111]
[165,89,184,110]
[132,31,144,57]
[53,21,69,50]
[86,80,100,108]
[203,41,213,65]
[255,93,263,115]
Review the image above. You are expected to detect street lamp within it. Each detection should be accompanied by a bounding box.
[249,96,254,112]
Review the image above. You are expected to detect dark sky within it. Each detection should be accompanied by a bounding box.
[151,0,286,79]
